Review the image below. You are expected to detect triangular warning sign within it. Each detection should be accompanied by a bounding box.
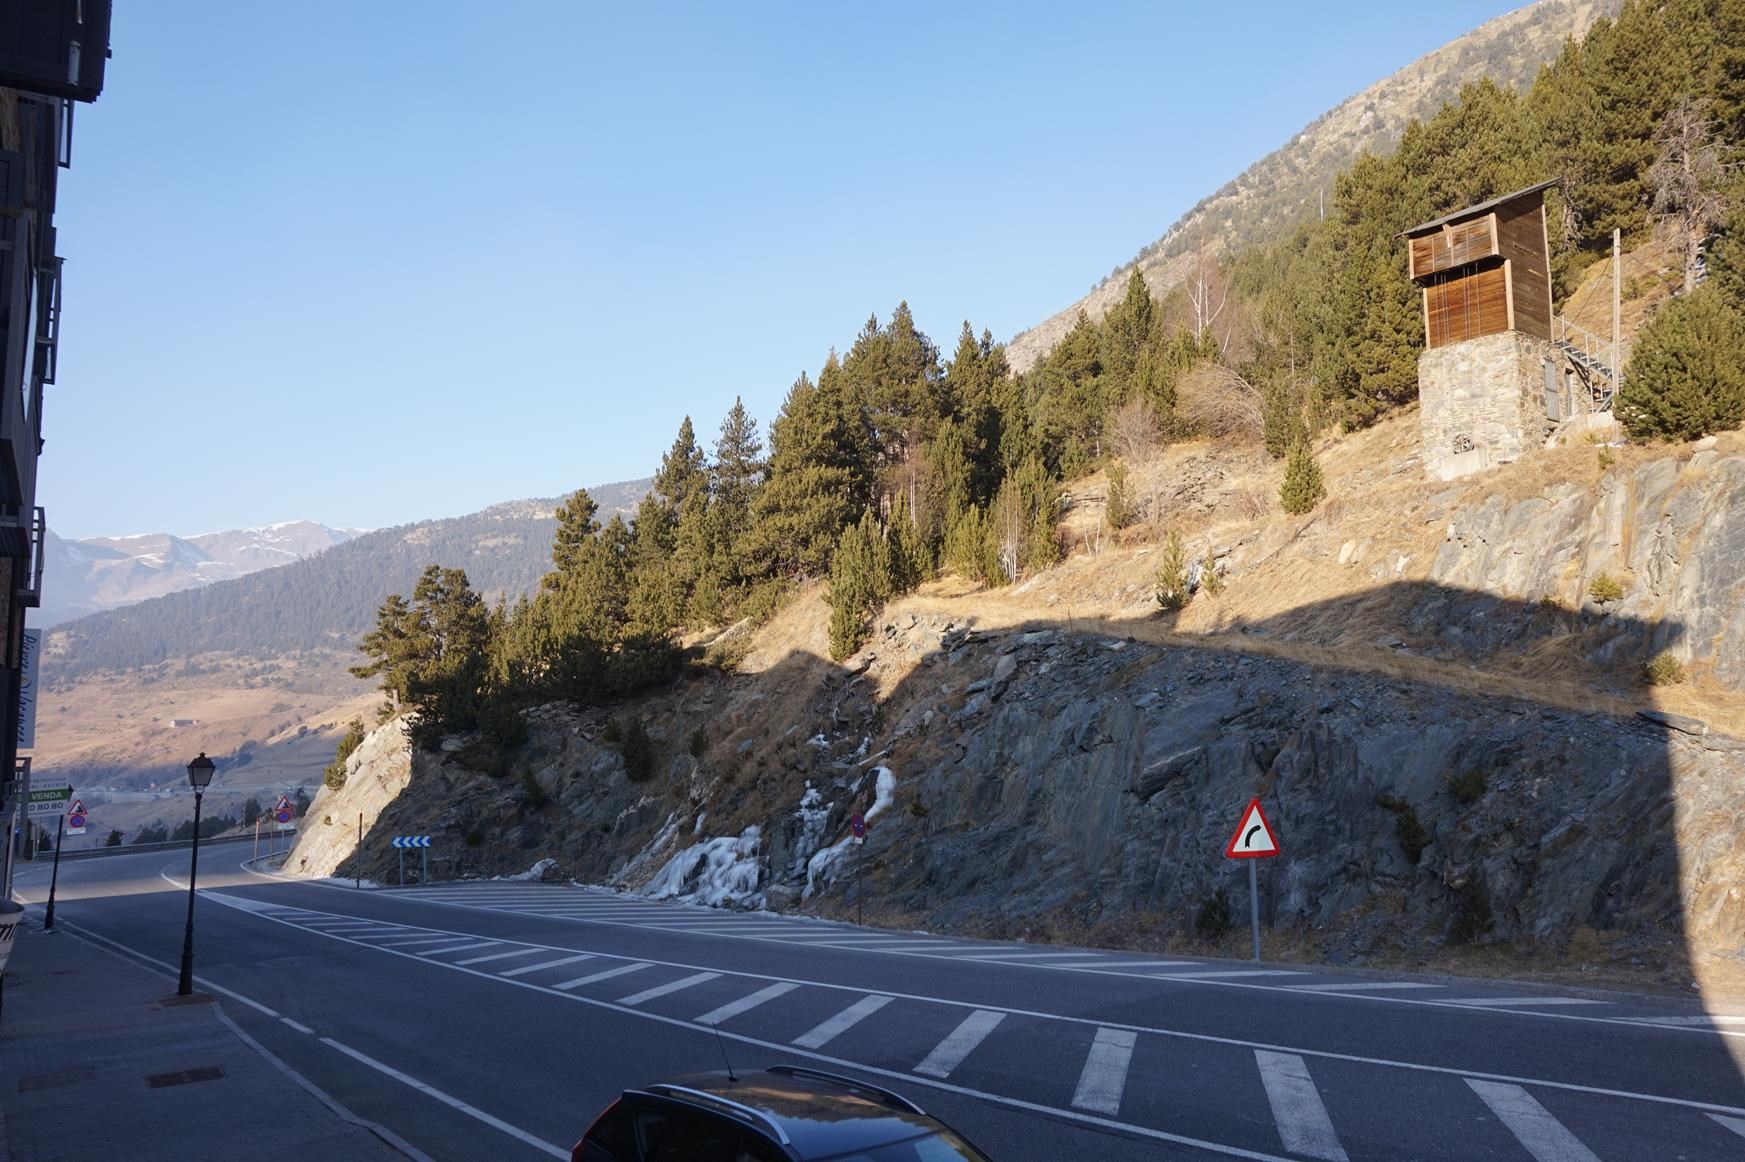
[68,799,85,815]
[1224,798,1280,858]
[275,795,292,811]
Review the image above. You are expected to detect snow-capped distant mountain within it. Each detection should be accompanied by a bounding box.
[38,521,363,628]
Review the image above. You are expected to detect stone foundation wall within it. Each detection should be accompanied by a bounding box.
[1418,331,1552,480]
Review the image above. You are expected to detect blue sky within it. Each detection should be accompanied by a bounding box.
[45,0,1529,538]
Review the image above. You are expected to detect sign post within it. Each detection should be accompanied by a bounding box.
[850,813,867,927]
[1223,798,1281,962]
[43,798,78,931]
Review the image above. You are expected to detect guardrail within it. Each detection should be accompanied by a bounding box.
[17,834,259,863]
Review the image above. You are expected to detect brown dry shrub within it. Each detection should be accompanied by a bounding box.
[1177,363,1264,443]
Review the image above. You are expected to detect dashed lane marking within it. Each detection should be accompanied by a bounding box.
[619,971,721,1007]
[696,982,798,1027]
[1072,1028,1137,1115]
[555,962,651,990]
[1466,1080,1602,1162]
[500,953,594,977]
[1255,1051,1349,1162]
[794,994,893,1050]
[915,1009,1006,1079]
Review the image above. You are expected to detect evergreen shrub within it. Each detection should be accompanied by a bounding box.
[1618,287,1745,440]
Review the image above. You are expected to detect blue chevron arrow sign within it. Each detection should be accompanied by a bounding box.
[391,835,431,849]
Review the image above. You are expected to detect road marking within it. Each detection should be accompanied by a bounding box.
[956,952,1114,961]
[197,894,1745,1119]
[1442,998,1605,1008]
[1072,1028,1137,1115]
[1069,960,1197,969]
[1467,1080,1601,1162]
[1255,1051,1349,1162]
[321,1037,567,1159]
[1151,963,1305,970]
[915,1009,1006,1079]
[1632,1015,1745,1027]
[1712,1113,1745,1139]
[364,935,460,948]
[794,995,893,1049]
[416,941,500,957]
[455,948,544,967]
[1289,982,1442,993]
[619,971,721,1006]
[500,953,594,977]
[280,1018,314,1035]
[696,982,798,1026]
[556,962,652,990]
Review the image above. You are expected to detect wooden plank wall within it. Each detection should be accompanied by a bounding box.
[1495,200,1551,340]
[1408,216,1500,279]
[1424,263,1509,348]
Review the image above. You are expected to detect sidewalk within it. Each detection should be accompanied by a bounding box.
[0,912,413,1162]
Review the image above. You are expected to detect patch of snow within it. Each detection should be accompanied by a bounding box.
[790,782,833,878]
[805,765,896,899]
[495,858,556,882]
[642,825,764,908]
[610,811,680,888]
[693,813,707,836]
[807,733,830,750]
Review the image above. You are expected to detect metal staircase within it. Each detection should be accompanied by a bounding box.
[1551,316,1622,413]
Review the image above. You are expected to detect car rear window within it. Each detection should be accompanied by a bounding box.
[821,1129,989,1162]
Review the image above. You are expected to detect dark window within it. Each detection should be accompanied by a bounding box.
[581,1100,637,1161]
[640,1109,740,1162]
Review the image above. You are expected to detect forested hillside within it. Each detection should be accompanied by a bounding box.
[345,0,1745,756]
[43,479,649,679]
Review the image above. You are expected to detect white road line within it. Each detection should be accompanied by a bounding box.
[365,936,460,948]
[320,1037,567,1159]
[1290,983,1442,993]
[956,952,1114,961]
[500,953,594,978]
[1712,1113,1745,1139]
[1255,1051,1349,1162]
[1151,963,1305,970]
[620,971,721,1006]
[281,1018,315,1035]
[1633,1015,1745,1027]
[1467,1080,1602,1162]
[1070,960,1197,970]
[1072,1028,1137,1115]
[417,941,499,957]
[1442,998,1605,1008]
[915,1010,1006,1079]
[696,982,798,1026]
[456,948,543,967]
[794,995,894,1050]
[556,962,652,990]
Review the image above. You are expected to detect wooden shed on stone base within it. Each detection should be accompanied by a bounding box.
[1404,181,1615,481]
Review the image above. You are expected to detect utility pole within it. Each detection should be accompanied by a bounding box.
[1613,228,1622,383]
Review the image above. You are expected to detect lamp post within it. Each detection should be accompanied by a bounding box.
[177,752,215,996]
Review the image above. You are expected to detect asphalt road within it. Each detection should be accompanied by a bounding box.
[13,847,1745,1161]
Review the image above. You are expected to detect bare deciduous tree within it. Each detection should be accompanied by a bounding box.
[1649,96,1735,294]
[1106,398,1160,463]
[1176,362,1265,443]
[1187,237,1231,354]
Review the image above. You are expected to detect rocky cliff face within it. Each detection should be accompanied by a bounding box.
[310,594,1744,992]
[1431,449,1745,685]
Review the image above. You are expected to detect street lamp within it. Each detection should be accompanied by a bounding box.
[177,752,216,996]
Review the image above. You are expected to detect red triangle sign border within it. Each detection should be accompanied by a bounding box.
[1224,797,1280,859]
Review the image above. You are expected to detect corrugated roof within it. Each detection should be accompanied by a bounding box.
[1401,179,1559,237]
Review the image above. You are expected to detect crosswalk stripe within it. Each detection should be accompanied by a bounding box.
[417,941,499,957]
[1290,982,1442,993]
[1712,1113,1745,1140]
[556,962,652,990]
[915,1010,1006,1078]
[1255,1050,1349,1162]
[793,995,893,1049]
[1072,1028,1137,1115]
[1072,960,1197,970]
[1467,1080,1601,1161]
[500,953,594,978]
[371,936,466,948]
[697,982,799,1026]
[619,971,721,1006]
[456,948,543,967]
[1442,997,1603,1008]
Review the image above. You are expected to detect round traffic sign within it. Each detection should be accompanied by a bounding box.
[274,808,293,824]
[850,813,866,839]
[68,813,86,829]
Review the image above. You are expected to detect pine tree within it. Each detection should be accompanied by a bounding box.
[711,396,764,583]
[653,416,709,508]
[1279,441,1327,515]
[1617,286,1745,439]
[827,515,880,661]
[887,492,930,594]
[1101,267,1157,397]
[1105,462,1131,531]
[548,489,601,581]
[1155,531,1191,612]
